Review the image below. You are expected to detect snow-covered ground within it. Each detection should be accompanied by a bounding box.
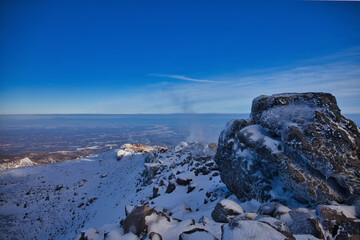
[0,142,230,239]
[1,142,358,240]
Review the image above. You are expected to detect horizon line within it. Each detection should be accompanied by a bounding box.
[1,112,360,115]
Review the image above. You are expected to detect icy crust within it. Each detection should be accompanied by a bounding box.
[216,92,360,206]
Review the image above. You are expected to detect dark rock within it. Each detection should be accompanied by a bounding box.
[159,179,166,187]
[208,143,217,151]
[233,212,258,221]
[125,205,134,216]
[179,228,218,240]
[258,202,277,217]
[316,205,360,238]
[176,177,192,186]
[221,220,291,240]
[255,215,290,233]
[55,184,63,191]
[195,166,211,176]
[165,181,176,194]
[215,93,360,205]
[149,232,163,240]
[187,184,196,193]
[211,199,244,223]
[143,163,163,180]
[122,206,170,236]
[153,186,160,198]
[210,196,217,202]
[289,218,324,239]
[355,199,360,218]
[258,202,291,218]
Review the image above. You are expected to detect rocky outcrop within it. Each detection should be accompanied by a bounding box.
[215,92,360,206]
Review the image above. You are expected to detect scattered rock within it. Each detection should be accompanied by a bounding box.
[221,220,291,240]
[187,184,196,193]
[176,177,192,186]
[195,167,211,176]
[179,228,218,240]
[355,199,360,218]
[258,202,291,218]
[149,232,163,240]
[289,218,324,239]
[55,184,63,191]
[165,181,176,194]
[144,163,162,180]
[153,186,160,198]
[233,212,258,221]
[316,205,360,238]
[125,205,135,217]
[255,215,290,233]
[211,199,244,223]
[122,206,171,236]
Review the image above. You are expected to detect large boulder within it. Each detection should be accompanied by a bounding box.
[215,93,360,206]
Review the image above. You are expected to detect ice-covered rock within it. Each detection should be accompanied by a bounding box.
[215,92,360,206]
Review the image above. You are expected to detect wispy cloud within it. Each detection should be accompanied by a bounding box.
[149,73,217,83]
[97,46,360,114]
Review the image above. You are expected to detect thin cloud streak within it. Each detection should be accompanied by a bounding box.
[98,47,360,114]
[149,73,217,83]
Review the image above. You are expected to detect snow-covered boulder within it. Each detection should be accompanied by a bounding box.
[122,205,172,236]
[179,228,218,240]
[215,92,360,206]
[257,202,291,218]
[221,220,293,240]
[316,204,360,238]
[211,199,244,223]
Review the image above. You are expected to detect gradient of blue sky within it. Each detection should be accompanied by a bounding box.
[0,0,359,114]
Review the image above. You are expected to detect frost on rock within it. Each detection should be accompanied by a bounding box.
[215,92,360,206]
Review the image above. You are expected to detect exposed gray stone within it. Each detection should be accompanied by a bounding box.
[215,92,360,206]
[179,228,218,240]
[211,199,244,223]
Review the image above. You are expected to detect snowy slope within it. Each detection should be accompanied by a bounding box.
[1,142,358,240]
[0,147,150,239]
[0,142,234,239]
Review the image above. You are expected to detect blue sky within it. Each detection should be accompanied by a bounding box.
[0,0,359,114]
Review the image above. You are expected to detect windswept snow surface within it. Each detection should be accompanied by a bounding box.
[0,148,151,239]
[0,142,245,239]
